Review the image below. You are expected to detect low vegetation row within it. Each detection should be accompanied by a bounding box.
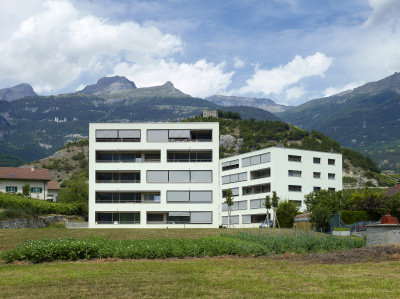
[1,231,365,263]
[0,193,87,220]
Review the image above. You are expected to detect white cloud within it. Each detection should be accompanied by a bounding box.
[233,57,245,68]
[364,0,400,27]
[236,52,332,100]
[113,59,234,98]
[0,0,183,93]
[323,81,365,97]
[284,85,306,101]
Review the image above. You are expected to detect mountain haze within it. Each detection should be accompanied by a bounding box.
[206,95,294,113]
[280,72,400,172]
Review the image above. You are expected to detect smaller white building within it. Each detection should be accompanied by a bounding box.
[220,147,342,227]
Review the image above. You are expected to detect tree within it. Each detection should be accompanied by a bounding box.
[263,195,272,227]
[224,189,234,228]
[276,200,299,228]
[271,191,280,228]
[58,172,88,204]
[304,189,348,231]
[22,183,30,197]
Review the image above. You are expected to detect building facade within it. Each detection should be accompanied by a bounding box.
[220,147,342,227]
[89,122,220,228]
[0,167,52,200]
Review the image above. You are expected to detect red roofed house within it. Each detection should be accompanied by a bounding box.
[0,167,52,200]
[47,180,61,202]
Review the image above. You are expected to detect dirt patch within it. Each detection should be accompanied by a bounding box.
[295,244,400,264]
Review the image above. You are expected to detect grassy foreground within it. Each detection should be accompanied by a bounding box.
[0,228,399,298]
[1,258,400,298]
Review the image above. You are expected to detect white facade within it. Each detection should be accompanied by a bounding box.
[89,122,220,228]
[220,147,342,227]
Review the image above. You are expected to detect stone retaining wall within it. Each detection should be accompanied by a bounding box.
[0,215,67,229]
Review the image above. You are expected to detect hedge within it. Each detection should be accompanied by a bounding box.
[0,193,87,216]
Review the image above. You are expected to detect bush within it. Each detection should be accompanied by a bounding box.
[276,200,299,228]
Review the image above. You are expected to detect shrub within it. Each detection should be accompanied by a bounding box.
[340,210,370,224]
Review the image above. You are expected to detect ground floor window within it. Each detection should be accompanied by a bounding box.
[96,212,140,224]
[6,186,17,192]
[31,187,42,193]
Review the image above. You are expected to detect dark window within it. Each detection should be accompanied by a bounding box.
[313,157,321,164]
[313,186,321,192]
[288,185,302,192]
[147,213,164,222]
[313,172,321,179]
[288,155,301,162]
[328,188,336,192]
[328,159,335,165]
[328,173,336,180]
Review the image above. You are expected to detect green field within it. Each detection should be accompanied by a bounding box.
[1,228,400,298]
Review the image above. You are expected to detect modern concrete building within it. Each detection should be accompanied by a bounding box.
[220,147,342,227]
[88,122,220,228]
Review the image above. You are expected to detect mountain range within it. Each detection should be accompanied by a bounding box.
[0,76,278,162]
[279,72,400,172]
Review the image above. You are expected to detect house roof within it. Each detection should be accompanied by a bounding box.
[0,167,52,181]
[384,185,400,197]
[294,212,312,220]
[48,180,61,190]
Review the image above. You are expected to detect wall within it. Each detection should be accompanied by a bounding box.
[0,215,66,228]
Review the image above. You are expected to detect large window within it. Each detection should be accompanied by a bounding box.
[147,170,212,183]
[328,159,335,165]
[242,153,270,167]
[250,168,270,180]
[96,192,159,204]
[288,185,302,192]
[288,155,302,162]
[96,172,140,183]
[96,212,140,224]
[167,151,212,162]
[288,170,302,177]
[147,212,212,224]
[328,173,336,180]
[222,172,247,184]
[96,129,140,142]
[147,129,212,142]
[221,159,239,171]
[96,151,160,163]
[313,172,321,179]
[167,191,212,203]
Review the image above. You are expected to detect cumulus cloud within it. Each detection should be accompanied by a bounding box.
[323,81,365,97]
[233,57,245,68]
[113,59,234,98]
[236,52,332,101]
[0,0,183,93]
[364,0,400,27]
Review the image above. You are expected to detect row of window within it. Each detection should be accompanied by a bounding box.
[221,214,267,225]
[5,186,42,193]
[95,211,213,224]
[222,184,336,197]
[96,151,213,163]
[289,155,336,165]
[222,199,303,213]
[96,129,213,143]
[147,170,212,183]
[289,170,336,180]
[222,168,271,185]
[95,191,213,204]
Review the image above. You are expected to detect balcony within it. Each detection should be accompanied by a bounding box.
[95,172,140,184]
[250,168,270,180]
[242,183,271,195]
[96,151,160,163]
[167,151,212,163]
[96,192,160,204]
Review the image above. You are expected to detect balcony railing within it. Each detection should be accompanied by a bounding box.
[146,220,191,224]
[168,139,212,143]
[96,221,140,224]
[96,138,140,142]
[96,158,160,163]
[167,158,212,162]
[96,180,140,184]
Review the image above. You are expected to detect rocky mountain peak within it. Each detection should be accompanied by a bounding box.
[78,76,137,95]
[0,83,37,102]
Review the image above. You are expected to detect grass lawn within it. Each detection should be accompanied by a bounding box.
[1,228,400,298]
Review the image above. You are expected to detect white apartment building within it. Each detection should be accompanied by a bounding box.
[220,147,342,227]
[89,122,220,228]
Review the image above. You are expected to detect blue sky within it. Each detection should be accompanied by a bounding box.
[0,0,399,106]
